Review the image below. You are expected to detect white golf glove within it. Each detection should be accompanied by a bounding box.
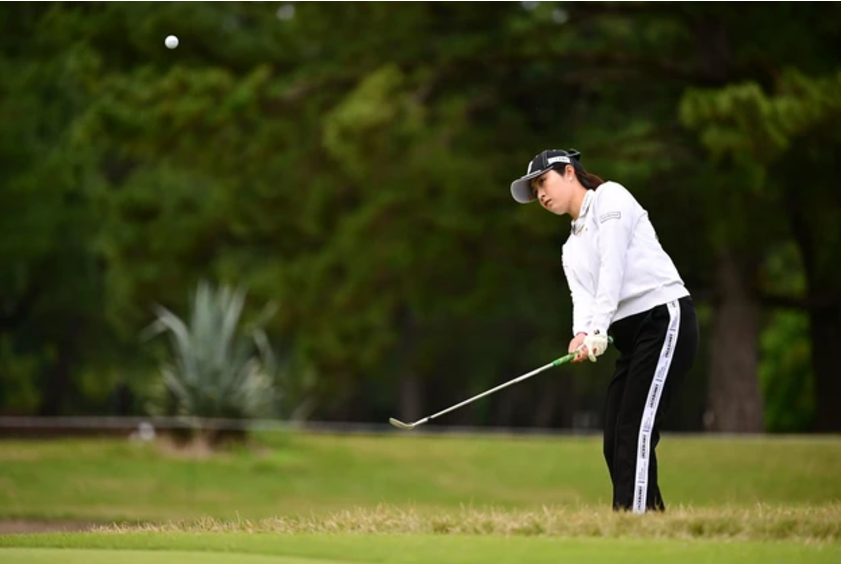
[583,331,609,362]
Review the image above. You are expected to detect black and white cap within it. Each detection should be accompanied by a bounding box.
[510,149,582,204]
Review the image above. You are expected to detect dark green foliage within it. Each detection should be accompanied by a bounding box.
[1,1,838,430]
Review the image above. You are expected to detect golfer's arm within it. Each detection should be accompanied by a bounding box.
[590,186,634,334]
[563,262,594,337]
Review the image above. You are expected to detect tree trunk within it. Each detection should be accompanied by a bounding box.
[39,337,74,416]
[706,248,765,432]
[809,302,841,431]
[532,375,575,429]
[532,378,560,429]
[784,168,841,432]
[396,306,424,423]
[690,11,765,433]
[399,369,423,424]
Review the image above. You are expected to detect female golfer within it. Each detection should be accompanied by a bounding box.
[509,149,699,513]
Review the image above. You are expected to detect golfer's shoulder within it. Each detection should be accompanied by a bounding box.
[593,181,638,210]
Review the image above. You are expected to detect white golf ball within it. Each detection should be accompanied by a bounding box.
[165,35,179,49]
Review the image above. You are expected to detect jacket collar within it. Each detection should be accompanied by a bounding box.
[571,190,594,236]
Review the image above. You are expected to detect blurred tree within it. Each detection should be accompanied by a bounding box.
[681,67,841,431]
[660,1,840,431]
[2,1,838,433]
[0,3,120,415]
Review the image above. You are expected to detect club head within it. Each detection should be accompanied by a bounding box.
[389,418,416,430]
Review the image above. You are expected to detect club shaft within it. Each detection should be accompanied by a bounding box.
[424,360,559,424]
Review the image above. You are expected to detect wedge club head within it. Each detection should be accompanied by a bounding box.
[389,417,421,430]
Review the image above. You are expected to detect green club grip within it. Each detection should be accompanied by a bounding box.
[552,335,614,366]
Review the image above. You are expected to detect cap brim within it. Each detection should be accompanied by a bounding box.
[510,170,544,204]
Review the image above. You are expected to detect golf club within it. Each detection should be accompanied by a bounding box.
[389,350,580,431]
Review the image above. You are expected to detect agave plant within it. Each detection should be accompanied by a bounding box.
[143,281,278,429]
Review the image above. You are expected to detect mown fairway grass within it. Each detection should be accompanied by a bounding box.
[2,533,841,564]
[0,431,839,522]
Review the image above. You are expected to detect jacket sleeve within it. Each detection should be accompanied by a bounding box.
[562,257,594,336]
[589,183,636,334]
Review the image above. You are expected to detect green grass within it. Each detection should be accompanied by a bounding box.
[2,432,839,560]
[0,432,839,523]
[2,533,840,564]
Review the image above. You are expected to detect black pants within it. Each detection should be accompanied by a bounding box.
[603,296,699,513]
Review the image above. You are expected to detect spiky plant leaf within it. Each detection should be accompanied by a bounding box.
[144,281,279,421]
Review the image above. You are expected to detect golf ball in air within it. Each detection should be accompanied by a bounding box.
[165,35,179,49]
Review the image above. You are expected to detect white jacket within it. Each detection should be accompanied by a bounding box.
[561,181,689,336]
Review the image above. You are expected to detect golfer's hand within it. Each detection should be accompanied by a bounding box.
[583,331,609,362]
[569,333,588,363]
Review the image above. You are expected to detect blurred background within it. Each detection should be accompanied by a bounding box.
[1,1,839,441]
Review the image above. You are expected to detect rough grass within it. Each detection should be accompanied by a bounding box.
[93,504,841,543]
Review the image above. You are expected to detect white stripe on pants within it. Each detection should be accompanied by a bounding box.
[633,299,681,514]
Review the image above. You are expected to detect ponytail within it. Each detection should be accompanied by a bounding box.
[575,168,605,191]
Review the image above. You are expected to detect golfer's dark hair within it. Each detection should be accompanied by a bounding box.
[552,163,605,190]
[573,164,605,191]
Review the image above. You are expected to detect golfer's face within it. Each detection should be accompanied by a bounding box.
[531,169,569,215]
